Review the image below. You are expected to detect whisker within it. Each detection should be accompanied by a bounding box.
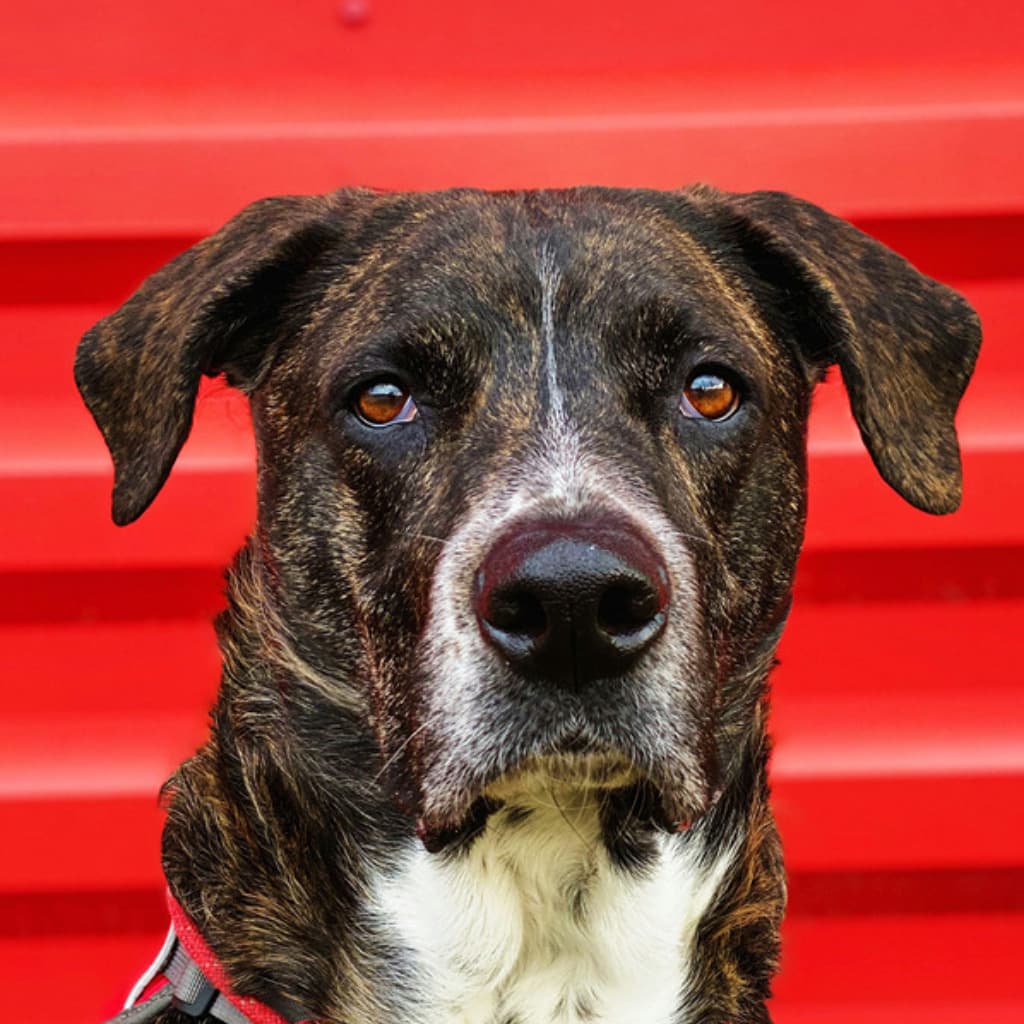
[609,779,644,852]
[398,531,453,548]
[546,781,594,854]
[373,720,431,784]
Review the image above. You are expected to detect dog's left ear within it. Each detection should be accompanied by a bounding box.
[689,187,982,514]
[75,193,347,526]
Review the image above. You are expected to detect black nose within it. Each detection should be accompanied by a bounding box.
[473,519,670,687]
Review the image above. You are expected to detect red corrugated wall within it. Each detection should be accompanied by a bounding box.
[1,3,1022,1020]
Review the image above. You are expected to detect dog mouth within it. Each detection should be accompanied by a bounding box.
[483,750,640,798]
[413,743,698,853]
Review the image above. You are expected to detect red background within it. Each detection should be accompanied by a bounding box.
[1,2,1022,1020]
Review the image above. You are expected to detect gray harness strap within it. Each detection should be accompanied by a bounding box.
[103,986,174,1024]
[102,923,253,1024]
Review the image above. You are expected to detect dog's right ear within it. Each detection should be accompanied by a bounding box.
[75,193,347,526]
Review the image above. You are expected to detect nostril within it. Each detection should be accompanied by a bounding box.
[485,586,547,638]
[597,582,662,636]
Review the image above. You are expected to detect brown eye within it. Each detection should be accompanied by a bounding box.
[680,368,740,421]
[353,380,418,426]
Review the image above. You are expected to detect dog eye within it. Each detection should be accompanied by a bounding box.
[353,380,419,426]
[680,367,741,421]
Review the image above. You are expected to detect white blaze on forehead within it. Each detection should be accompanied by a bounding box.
[534,243,589,511]
[539,244,566,422]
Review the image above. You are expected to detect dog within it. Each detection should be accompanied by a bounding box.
[76,185,980,1024]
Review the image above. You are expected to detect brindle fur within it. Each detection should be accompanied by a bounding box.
[76,186,981,1023]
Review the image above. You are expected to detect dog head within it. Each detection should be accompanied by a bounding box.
[75,186,980,848]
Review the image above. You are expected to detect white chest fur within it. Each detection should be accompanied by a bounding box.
[375,785,737,1024]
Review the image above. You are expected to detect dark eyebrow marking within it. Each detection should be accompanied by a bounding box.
[322,308,501,413]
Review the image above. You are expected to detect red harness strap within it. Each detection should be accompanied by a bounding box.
[112,891,315,1024]
[166,892,311,1024]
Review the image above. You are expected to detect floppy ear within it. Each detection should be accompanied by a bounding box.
[689,187,982,514]
[75,192,346,526]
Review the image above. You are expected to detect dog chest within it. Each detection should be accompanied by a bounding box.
[374,795,737,1024]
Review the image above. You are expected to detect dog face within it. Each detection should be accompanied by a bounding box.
[75,186,980,852]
